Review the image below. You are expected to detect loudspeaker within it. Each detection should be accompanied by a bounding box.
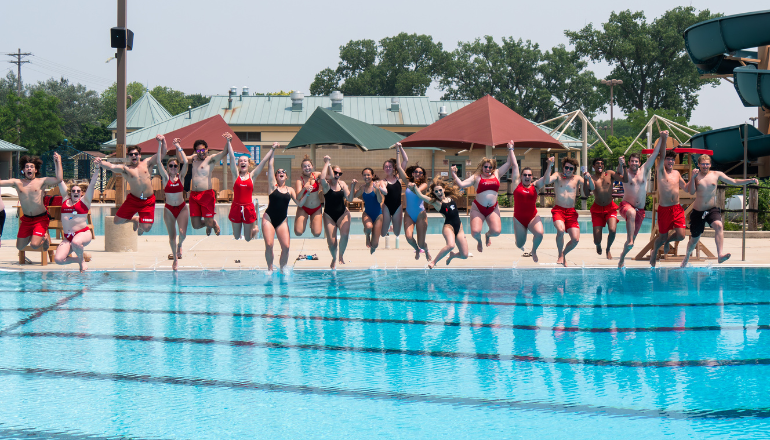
[110,27,134,50]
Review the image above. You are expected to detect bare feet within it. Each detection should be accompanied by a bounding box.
[531,250,538,263]
[485,233,491,248]
[132,220,138,232]
[138,227,144,236]
[476,237,483,253]
[427,260,435,269]
[330,259,336,269]
[206,226,212,236]
[365,234,371,248]
[557,254,564,265]
[177,244,183,260]
[680,254,690,268]
[649,248,658,267]
[415,250,421,260]
[83,252,92,262]
[446,252,456,265]
[172,259,178,271]
[664,241,670,256]
[618,243,632,268]
[79,260,87,273]
[718,253,731,264]
[561,258,570,267]
[339,256,346,265]
[425,250,432,261]
[213,221,221,236]
[606,249,612,260]
[596,244,602,255]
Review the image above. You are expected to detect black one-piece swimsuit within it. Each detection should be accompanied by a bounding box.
[440,200,461,236]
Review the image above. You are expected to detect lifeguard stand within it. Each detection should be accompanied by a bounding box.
[634,140,717,262]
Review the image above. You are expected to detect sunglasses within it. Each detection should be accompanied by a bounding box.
[277,169,286,174]
[168,164,178,168]
[412,170,424,174]
[483,165,493,169]
[196,149,206,153]
[563,166,575,171]
[71,189,81,193]
[522,174,533,177]
[334,171,343,176]
[128,152,140,157]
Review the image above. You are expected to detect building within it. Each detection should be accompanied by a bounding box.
[0,139,28,181]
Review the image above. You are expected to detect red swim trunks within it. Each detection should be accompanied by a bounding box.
[657,204,685,234]
[164,202,187,219]
[64,227,90,243]
[473,200,498,218]
[229,203,257,224]
[619,201,646,237]
[590,201,619,228]
[116,193,156,224]
[18,213,50,238]
[551,205,579,230]
[189,190,216,218]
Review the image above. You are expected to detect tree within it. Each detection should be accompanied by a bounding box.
[0,72,19,107]
[439,36,604,121]
[309,33,447,96]
[99,81,149,124]
[565,7,720,119]
[71,122,111,151]
[28,77,102,139]
[0,91,64,154]
[149,85,188,116]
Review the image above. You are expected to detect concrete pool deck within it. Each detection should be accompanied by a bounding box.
[1,221,767,272]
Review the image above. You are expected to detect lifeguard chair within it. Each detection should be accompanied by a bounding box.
[634,139,716,262]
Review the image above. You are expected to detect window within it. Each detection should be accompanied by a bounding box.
[235,132,262,142]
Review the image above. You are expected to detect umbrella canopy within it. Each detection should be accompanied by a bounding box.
[287,107,404,151]
[135,115,250,155]
[400,95,564,150]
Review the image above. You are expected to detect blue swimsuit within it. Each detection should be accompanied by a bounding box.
[404,187,425,222]
[362,189,382,220]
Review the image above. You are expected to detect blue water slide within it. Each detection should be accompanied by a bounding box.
[733,65,770,107]
[689,125,770,163]
[683,10,770,74]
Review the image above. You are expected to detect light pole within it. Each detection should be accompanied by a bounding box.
[601,79,623,136]
[750,117,758,127]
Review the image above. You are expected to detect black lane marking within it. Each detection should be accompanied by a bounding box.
[7,332,770,368]
[0,291,86,336]
[11,306,769,334]
[4,289,770,309]
[0,366,766,421]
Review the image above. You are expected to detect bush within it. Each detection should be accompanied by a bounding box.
[758,178,769,231]
[498,194,512,208]
[723,221,742,231]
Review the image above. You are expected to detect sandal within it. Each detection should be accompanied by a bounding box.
[168,254,175,260]
[522,252,532,257]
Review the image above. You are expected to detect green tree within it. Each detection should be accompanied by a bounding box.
[0,72,19,107]
[186,93,210,108]
[71,122,111,151]
[0,91,64,154]
[565,7,720,119]
[28,77,102,139]
[439,36,604,121]
[99,81,148,124]
[148,86,189,116]
[309,33,447,96]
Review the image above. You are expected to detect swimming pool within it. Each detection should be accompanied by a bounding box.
[0,268,767,439]
[0,205,652,239]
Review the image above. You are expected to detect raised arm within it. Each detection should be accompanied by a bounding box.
[652,131,668,175]
[452,165,476,188]
[345,179,358,202]
[211,133,232,163]
[497,141,515,176]
[172,138,188,179]
[319,155,332,193]
[395,143,410,182]
[583,169,595,191]
[685,168,698,195]
[250,142,277,182]
[43,152,63,186]
[507,142,520,187]
[618,156,629,183]
[267,153,276,190]
[227,135,238,180]
[718,172,758,187]
[82,160,101,209]
[536,156,555,189]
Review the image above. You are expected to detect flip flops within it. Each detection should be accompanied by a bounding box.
[296,254,319,261]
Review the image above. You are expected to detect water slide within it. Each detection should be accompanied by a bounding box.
[683,10,770,163]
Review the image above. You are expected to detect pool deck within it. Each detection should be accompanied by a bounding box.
[1,206,767,271]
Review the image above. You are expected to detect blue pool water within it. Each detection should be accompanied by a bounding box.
[1,205,652,239]
[0,268,768,439]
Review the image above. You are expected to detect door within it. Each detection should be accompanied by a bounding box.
[449,162,464,180]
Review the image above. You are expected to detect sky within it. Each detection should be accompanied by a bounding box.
[0,0,764,130]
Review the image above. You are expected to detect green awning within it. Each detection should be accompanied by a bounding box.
[287,107,404,151]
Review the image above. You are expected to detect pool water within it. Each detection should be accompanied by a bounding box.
[0,268,768,439]
[0,205,652,239]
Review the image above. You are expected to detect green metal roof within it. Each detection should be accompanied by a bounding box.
[103,103,210,148]
[107,92,173,130]
[0,139,28,152]
[287,107,404,151]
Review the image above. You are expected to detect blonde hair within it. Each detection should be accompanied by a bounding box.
[427,176,461,202]
[474,157,496,176]
[697,154,712,164]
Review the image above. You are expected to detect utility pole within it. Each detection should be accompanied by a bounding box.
[7,49,31,164]
[7,48,31,97]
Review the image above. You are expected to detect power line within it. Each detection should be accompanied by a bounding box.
[6,48,31,97]
[31,55,113,84]
[25,62,114,88]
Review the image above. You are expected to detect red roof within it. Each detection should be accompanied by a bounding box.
[400,95,564,150]
[136,115,250,155]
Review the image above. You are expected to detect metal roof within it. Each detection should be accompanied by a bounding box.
[0,139,28,152]
[287,107,404,151]
[135,115,250,155]
[201,95,456,127]
[107,92,173,130]
[103,103,210,148]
